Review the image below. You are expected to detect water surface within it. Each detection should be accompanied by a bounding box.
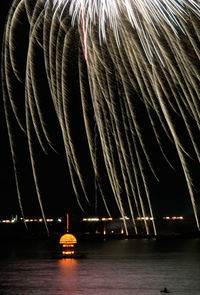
[0,238,199,294]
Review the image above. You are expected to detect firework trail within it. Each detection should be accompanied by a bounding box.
[2,0,200,234]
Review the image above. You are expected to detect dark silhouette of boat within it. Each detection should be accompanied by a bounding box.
[160,287,171,293]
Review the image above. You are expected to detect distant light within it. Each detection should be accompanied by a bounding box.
[3,220,11,223]
[46,219,53,222]
[102,217,113,221]
[137,216,152,220]
[88,218,99,221]
[163,216,184,220]
[83,218,99,222]
[57,218,62,222]
[119,216,129,220]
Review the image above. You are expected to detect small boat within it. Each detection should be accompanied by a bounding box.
[160,288,171,293]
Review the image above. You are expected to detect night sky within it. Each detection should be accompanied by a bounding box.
[0,0,198,222]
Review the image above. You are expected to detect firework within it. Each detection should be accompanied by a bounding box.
[2,0,200,234]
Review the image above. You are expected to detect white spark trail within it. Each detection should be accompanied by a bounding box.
[2,0,200,234]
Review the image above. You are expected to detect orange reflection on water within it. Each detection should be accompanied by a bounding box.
[58,257,77,273]
[58,258,78,293]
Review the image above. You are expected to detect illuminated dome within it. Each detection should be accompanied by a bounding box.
[59,234,77,245]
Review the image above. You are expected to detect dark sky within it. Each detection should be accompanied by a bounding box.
[0,0,198,221]
[1,1,16,218]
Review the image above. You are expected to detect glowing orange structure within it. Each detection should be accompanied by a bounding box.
[59,233,77,256]
[59,214,77,257]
